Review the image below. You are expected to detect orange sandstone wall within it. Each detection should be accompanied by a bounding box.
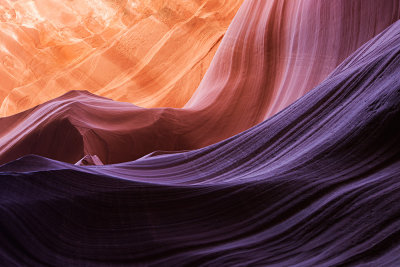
[0,0,243,116]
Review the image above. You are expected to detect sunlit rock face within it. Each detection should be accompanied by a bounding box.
[0,0,243,116]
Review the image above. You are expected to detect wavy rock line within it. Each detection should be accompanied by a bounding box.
[1,0,399,165]
[1,16,400,266]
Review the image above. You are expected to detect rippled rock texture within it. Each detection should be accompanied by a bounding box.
[0,0,243,116]
[1,0,400,266]
[1,0,399,165]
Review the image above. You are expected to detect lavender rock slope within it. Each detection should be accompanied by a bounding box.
[1,20,400,267]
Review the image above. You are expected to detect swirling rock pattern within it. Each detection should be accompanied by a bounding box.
[1,18,400,265]
[0,0,399,165]
[1,0,400,266]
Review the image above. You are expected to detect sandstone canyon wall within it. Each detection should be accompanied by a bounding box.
[1,13,400,265]
[0,0,398,165]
